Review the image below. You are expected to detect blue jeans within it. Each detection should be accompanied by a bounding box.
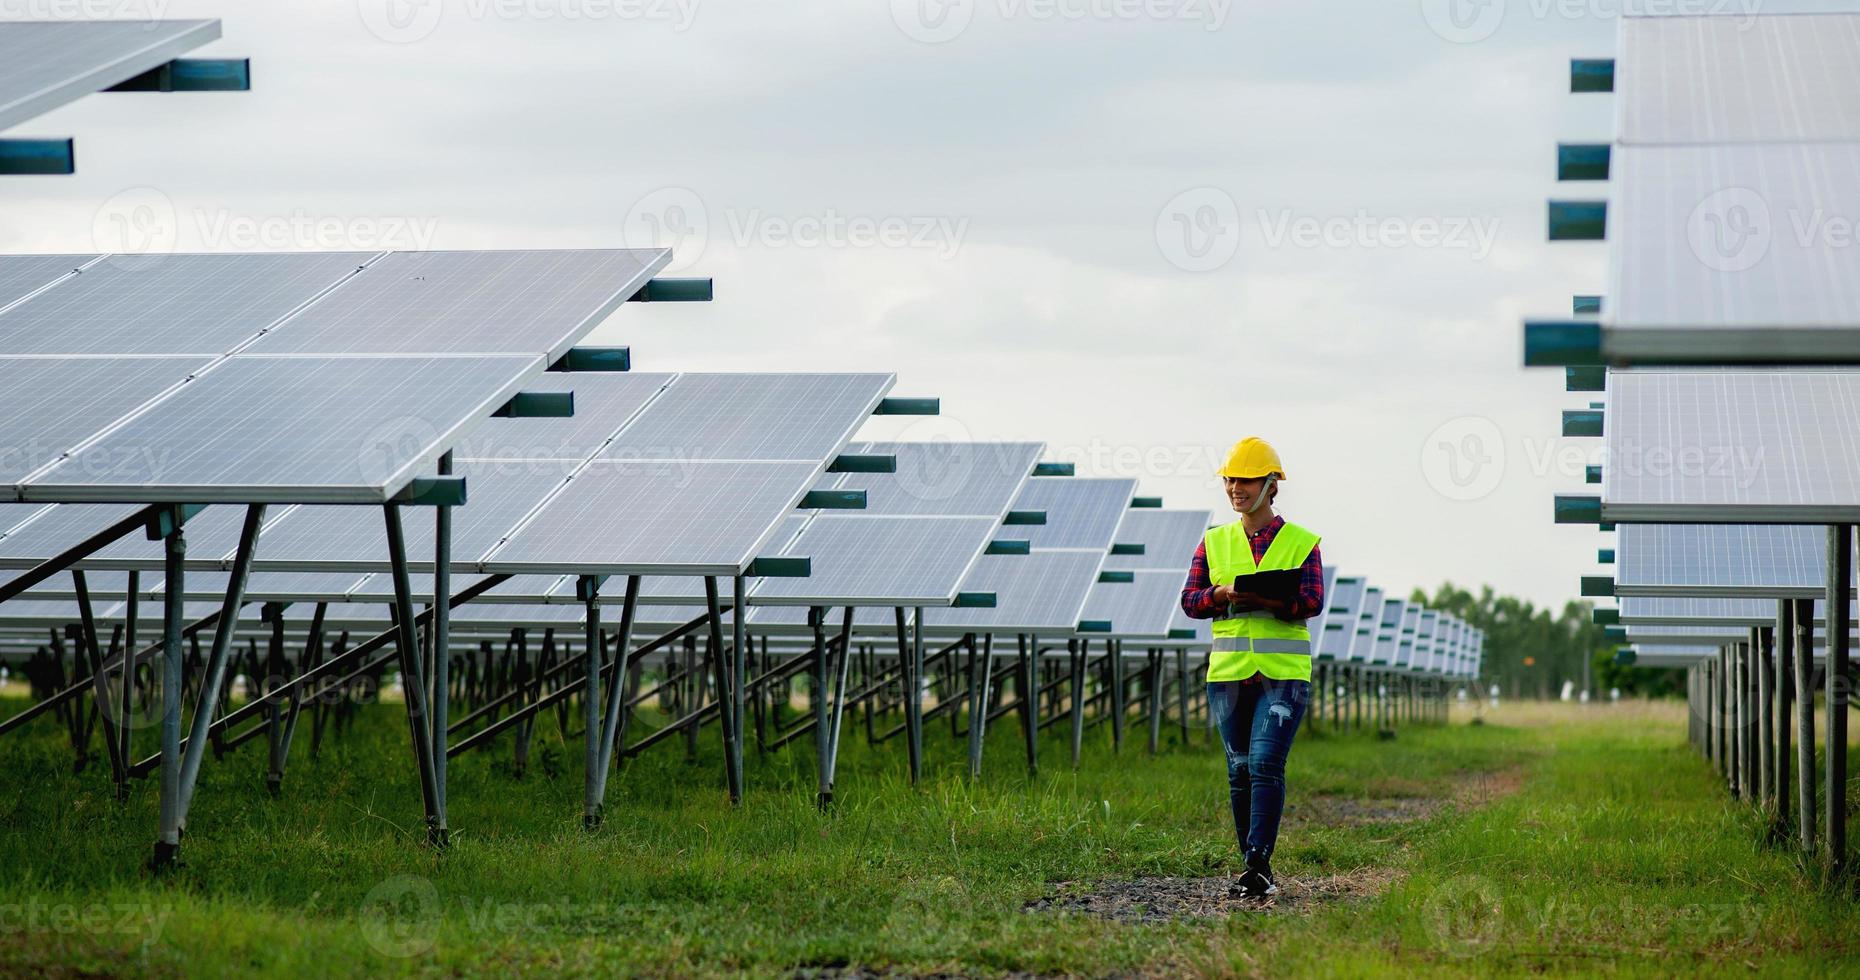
[1208,679,1309,864]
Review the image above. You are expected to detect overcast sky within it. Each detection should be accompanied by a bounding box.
[7,0,1846,608]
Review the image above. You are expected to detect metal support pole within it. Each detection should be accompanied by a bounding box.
[1757,626,1775,813]
[152,515,185,870]
[823,606,855,804]
[966,633,993,778]
[1146,649,1163,754]
[581,575,603,829]
[910,607,925,783]
[1069,638,1085,768]
[1109,638,1125,752]
[1777,600,1794,837]
[811,607,830,804]
[384,504,444,847]
[591,575,640,814]
[705,577,742,804]
[1795,596,1817,855]
[1018,633,1038,775]
[1176,648,1191,746]
[431,452,453,837]
[1826,524,1851,872]
[732,574,748,788]
[175,504,265,828]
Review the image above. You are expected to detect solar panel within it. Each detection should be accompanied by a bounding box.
[482,459,823,575]
[0,356,206,484]
[1079,569,1181,638]
[453,373,674,463]
[0,502,246,568]
[21,354,537,503]
[0,253,372,356]
[599,374,892,462]
[1620,594,1786,626]
[1370,597,1404,666]
[1616,523,1826,597]
[1350,586,1384,663]
[1317,574,1365,660]
[925,550,1103,634]
[242,250,667,357]
[833,440,1042,516]
[1610,145,1860,344]
[1099,509,1210,571]
[1604,370,1860,521]
[250,462,573,570]
[0,20,221,131]
[993,478,1135,550]
[1166,607,1211,647]
[1395,603,1421,669]
[752,515,999,606]
[0,255,85,309]
[1414,609,1439,672]
[1618,14,1860,146]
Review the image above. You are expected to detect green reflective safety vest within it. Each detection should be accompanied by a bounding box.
[1204,519,1321,683]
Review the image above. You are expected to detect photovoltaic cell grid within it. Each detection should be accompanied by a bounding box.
[1615,523,1826,597]
[829,441,1044,517]
[1317,574,1365,660]
[0,357,206,484]
[927,550,1105,635]
[1099,509,1209,571]
[753,515,1002,606]
[993,478,1135,550]
[1079,571,1181,638]
[1349,586,1384,663]
[1609,144,1860,336]
[453,373,674,464]
[0,255,84,307]
[1617,14,1860,146]
[24,355,538,503]
[1602,370,1860,521]
[483,373,894,576]
[0,253,372,356]
[1371,597,1404,666]
[0,19,220,131]
[1620,594,1793,626]
[0,248,672,504]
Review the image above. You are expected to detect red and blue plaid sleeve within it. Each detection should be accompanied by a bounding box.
[1285,543,1325,621]
[1179,539,1224,619]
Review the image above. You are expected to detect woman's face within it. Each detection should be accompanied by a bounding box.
[1224,475,1268,513]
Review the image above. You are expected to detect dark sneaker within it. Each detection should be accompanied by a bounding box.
[1230,852,1279,900]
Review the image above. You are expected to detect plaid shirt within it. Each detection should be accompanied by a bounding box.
[1180,515,1325,622]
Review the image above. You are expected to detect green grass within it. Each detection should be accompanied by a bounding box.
[0,697,1854,977]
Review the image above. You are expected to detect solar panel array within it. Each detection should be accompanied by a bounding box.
[0,19,220,131]
[0,249,669,504]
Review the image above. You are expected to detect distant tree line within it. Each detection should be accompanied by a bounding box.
[1411,583,1684,699]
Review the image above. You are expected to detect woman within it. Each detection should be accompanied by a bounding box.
[1180,437,1324,899]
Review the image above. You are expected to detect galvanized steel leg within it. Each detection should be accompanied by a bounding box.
[966,633,992,778]
[591,576,641,816]
[431,453,453,838]
[706,577,742,805]
[1795,597,1817,855]
[152,516,186,871]
[384,504,445,847]
[1018,633,1038,775]
[176,504,265,829]
[1069,638,1085,769]
[581,574,603,829]
[823,606,855,805]
[1826,524,1851,872]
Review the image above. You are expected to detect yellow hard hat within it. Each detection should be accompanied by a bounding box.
[1218,437,1286,480]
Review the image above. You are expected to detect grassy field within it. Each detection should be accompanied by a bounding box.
[0,694,1855,977]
